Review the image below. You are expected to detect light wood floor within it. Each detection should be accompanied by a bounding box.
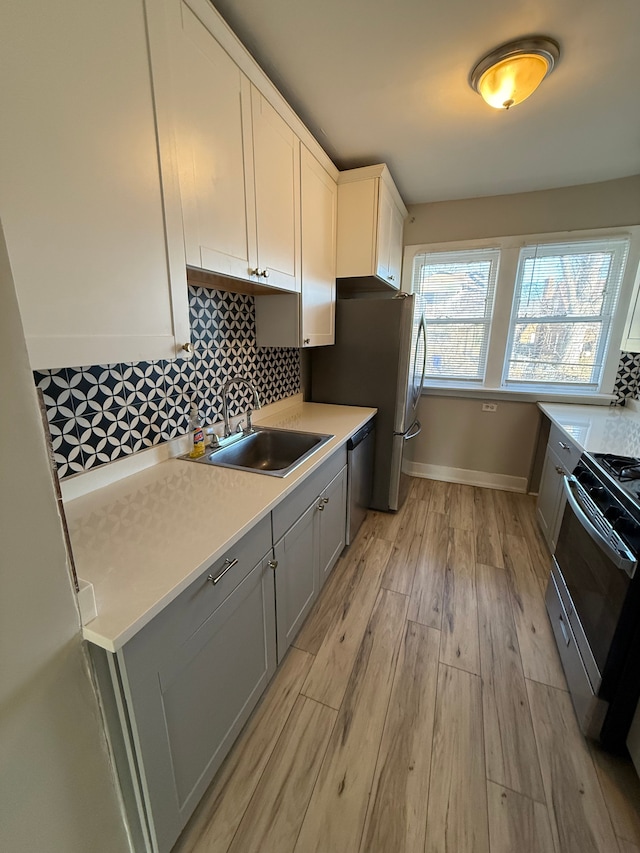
[174,479,640,853]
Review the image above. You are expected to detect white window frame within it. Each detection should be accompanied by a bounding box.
[411,247,500,383]
[402,226,640,403]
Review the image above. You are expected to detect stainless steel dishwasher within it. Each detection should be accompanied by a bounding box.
[346,419,376,545]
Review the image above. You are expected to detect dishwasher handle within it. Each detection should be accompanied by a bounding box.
[347,418,375,451]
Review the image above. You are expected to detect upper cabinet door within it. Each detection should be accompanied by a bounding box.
[336,164,407,291]
[172,3,256,281]
[0,0,189,370]
[300,146,337,347]
[251,88,301,293]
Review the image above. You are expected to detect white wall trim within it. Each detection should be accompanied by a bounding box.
[404,460,528,493]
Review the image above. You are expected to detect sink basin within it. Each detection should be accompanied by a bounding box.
[184,426,334,477]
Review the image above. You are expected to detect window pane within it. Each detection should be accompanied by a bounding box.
[504,237,630,390]
[517,252,612,319]
[412,248,499,381]
[506,321,602,384]
[426,323,487,380]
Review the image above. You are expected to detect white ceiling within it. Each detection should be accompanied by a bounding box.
[210,0,640,205]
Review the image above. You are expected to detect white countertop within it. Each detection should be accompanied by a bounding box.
[65,402,376,652]
[539,401,640,456]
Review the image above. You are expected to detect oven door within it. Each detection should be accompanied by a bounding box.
[554,475,634,693]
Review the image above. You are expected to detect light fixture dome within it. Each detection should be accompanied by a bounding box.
[469,36,560,110]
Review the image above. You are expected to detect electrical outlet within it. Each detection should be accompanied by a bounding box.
[482,402,498,412]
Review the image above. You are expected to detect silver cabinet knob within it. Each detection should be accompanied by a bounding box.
[251,268,261,276]
[262,269,270,279]
[555,466,564,474]
[303,338,310,345]
[317,502,324,511]
[268,559,278,570]
[389,274,395,281]
[181,342,194,354]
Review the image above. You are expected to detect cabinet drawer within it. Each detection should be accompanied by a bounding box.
[548,423,581,474]
[123,515,271,676]
[272,446,347,542]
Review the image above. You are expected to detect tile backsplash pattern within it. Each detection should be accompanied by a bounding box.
[614,351,640,404]
[35,287,301,479]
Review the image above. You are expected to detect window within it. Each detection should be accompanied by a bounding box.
[412,248,499,381]
[503,238,630,391]
[407,231,636,398]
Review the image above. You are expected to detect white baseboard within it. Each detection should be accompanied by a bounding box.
[403,460,528,493]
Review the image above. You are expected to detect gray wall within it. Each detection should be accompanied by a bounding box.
[404,176,640,490]
[404,175,640,246]
[0,222,130,853]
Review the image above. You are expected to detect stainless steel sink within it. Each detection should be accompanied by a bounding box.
[182,426,334,477]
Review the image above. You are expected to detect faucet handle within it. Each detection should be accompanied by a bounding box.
[235,419,245,434]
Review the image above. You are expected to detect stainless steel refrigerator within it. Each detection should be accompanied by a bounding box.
[310,293,426,512]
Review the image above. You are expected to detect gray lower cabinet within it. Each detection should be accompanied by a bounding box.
[274,463,348,661]
[94,518,276,853]
[274,500,318,661]
[536,423,581,552]
[318,466,347,586]
[91,447,349,852]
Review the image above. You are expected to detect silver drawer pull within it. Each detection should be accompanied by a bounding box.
[558,441,571,451]
[208,557,238,585]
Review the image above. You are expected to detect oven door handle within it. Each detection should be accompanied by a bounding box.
[563,475,637,578]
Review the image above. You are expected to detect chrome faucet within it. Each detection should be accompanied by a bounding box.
[222,376,261,438]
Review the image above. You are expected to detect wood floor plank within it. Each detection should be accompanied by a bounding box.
[511,492,554,582]
[618,840,640,853]
[293,522,374,655]
[486,781,555,853]
[440,526,480,675]
[428,479,451,515]
[381,498,429,594]
[408,475,433,502]
[174,647,314,853]
[301,536,393,709]
[359,621,440,853]
[449,483,475,531]
[407,511,449,629]
[425,664,489,853]
[474,486,504,568]
[359,503,407,542]
[492,489,525,537]
[227,696,337,853]
[589,741,640,846]
[527,679,619,853]
[477,563,545,802]
[502,533,566,690]
[293,588,409,853]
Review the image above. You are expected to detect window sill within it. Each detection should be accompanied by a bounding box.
[421,384,616,406]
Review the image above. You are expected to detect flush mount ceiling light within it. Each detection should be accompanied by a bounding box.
[469,36,560,110]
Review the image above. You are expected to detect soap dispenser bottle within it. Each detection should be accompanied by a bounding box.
[188,403,206,459]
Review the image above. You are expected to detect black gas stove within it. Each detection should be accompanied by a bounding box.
[588,453,640,522]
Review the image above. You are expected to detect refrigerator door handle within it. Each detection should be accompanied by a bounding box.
[404,419,422,440]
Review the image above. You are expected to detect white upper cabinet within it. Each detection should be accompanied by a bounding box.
[169,0,301,293]
[254,146,337,347]
[173,3,254,282]
[622,264,640,353]
[0,0,190,370]
[300,146,337,346]
[251,88,301,292]
[336,164,408,289]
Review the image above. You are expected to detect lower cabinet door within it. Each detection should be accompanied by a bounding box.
[118,554,276,853]
[318,465,347,588]
[536,446,565,552]
[273,501,318,662]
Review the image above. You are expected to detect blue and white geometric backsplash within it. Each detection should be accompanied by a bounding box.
[35,287,301,479]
